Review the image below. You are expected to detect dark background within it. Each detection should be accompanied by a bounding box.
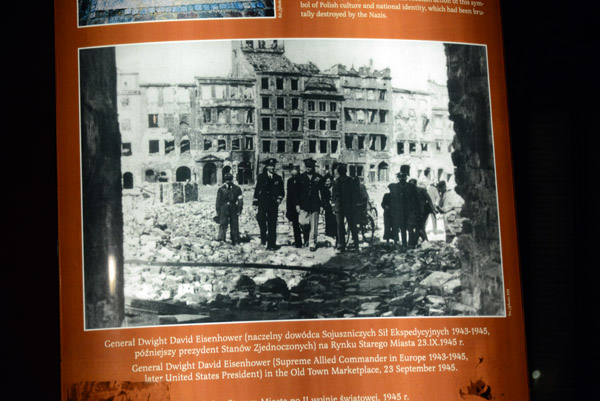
[7,1,589,399]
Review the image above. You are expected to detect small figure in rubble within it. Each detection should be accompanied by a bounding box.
[410,178,437,244]
[436,180,465,243]
[216,173,243,245]
[320,173,338,246]
[381,184,395,245]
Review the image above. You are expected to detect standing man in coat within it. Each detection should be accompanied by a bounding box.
[390,172,420,250]
[216,173,243,245]
[253,158,285,250]
[331,163,360,252]
[285,164,303,248]
[298,158,324,251]
[411,178,436,244]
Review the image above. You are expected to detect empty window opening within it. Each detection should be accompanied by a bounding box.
[331,140,339,153]
[397,142,405,155]
[203,109,212,123]
[345,133,354,150]
[123,172,134,189]
[176,166,191,182]
[277,117,285,131]
[277,140,286,153]
[292,118,301,131]
[262,140,271,153]
[165,140,175,155]
[358,135,366,150]
[319,140,328,153]
[309,140,317,153]
[122,142,132,156]
[148,114,159,128]
[292,140,302,153]
[203,139,212,151]
[277,97,285,109]
[262,117,271,130]
[149,140,159,154]
[262,96,270,109]
[145,169,157,183]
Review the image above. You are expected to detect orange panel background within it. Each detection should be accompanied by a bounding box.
[56,1,528,400]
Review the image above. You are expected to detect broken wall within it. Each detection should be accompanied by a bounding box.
[444,44,504,315]
[80,47,125,328]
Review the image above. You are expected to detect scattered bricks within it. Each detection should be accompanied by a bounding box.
[420,271,454,289]
[442,278,462,294]
[426,295,446,307]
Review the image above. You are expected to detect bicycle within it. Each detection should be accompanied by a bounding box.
[345,200,377,245]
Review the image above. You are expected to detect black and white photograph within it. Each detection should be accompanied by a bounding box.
[80,39,505,330]
[78,0,276,26]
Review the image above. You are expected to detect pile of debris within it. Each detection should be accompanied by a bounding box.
[122,187,474,326]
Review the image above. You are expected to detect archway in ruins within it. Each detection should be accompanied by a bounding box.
[176,166,191,182]
[378,161,389,182]
[122,172,133,189]
[202,162,217,186]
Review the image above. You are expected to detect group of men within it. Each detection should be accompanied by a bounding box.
[215,157,366,252]
[382,171,464,249]
[215,158,464,252]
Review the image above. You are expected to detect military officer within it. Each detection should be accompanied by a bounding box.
[253,158,285,250]
[298,158,324,251]
[285,164,303,248]
[331,162,360,252]
[216,173,243,245]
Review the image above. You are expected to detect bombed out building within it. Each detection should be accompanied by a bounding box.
[325,62,393,182]
[118,40,455,193]
[391,80,455,186]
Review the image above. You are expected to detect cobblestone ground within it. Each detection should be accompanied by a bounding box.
[79,0,275,25]
[122,183,472,326]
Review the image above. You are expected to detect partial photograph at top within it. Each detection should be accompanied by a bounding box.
[78,0,276,27]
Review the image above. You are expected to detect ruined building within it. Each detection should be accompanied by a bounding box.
[391,80,455,186]
[118,40,454,191]
[326,62,393,182]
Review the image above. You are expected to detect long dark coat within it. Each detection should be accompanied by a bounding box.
[253,172,284,211]
[390,181,420,229]
[298,172,324,213]
[321,185,337,238]
[286,175,302,221]
[331,175,359,215]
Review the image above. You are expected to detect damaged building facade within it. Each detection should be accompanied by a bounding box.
[391,80,455,186]
[118,40,455,192]
[118,72,257,194]
[326,62,393,182]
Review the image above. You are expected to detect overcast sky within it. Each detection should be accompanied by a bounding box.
[115,39,450,91]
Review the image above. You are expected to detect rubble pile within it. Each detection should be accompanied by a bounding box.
[123,185,472,325]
